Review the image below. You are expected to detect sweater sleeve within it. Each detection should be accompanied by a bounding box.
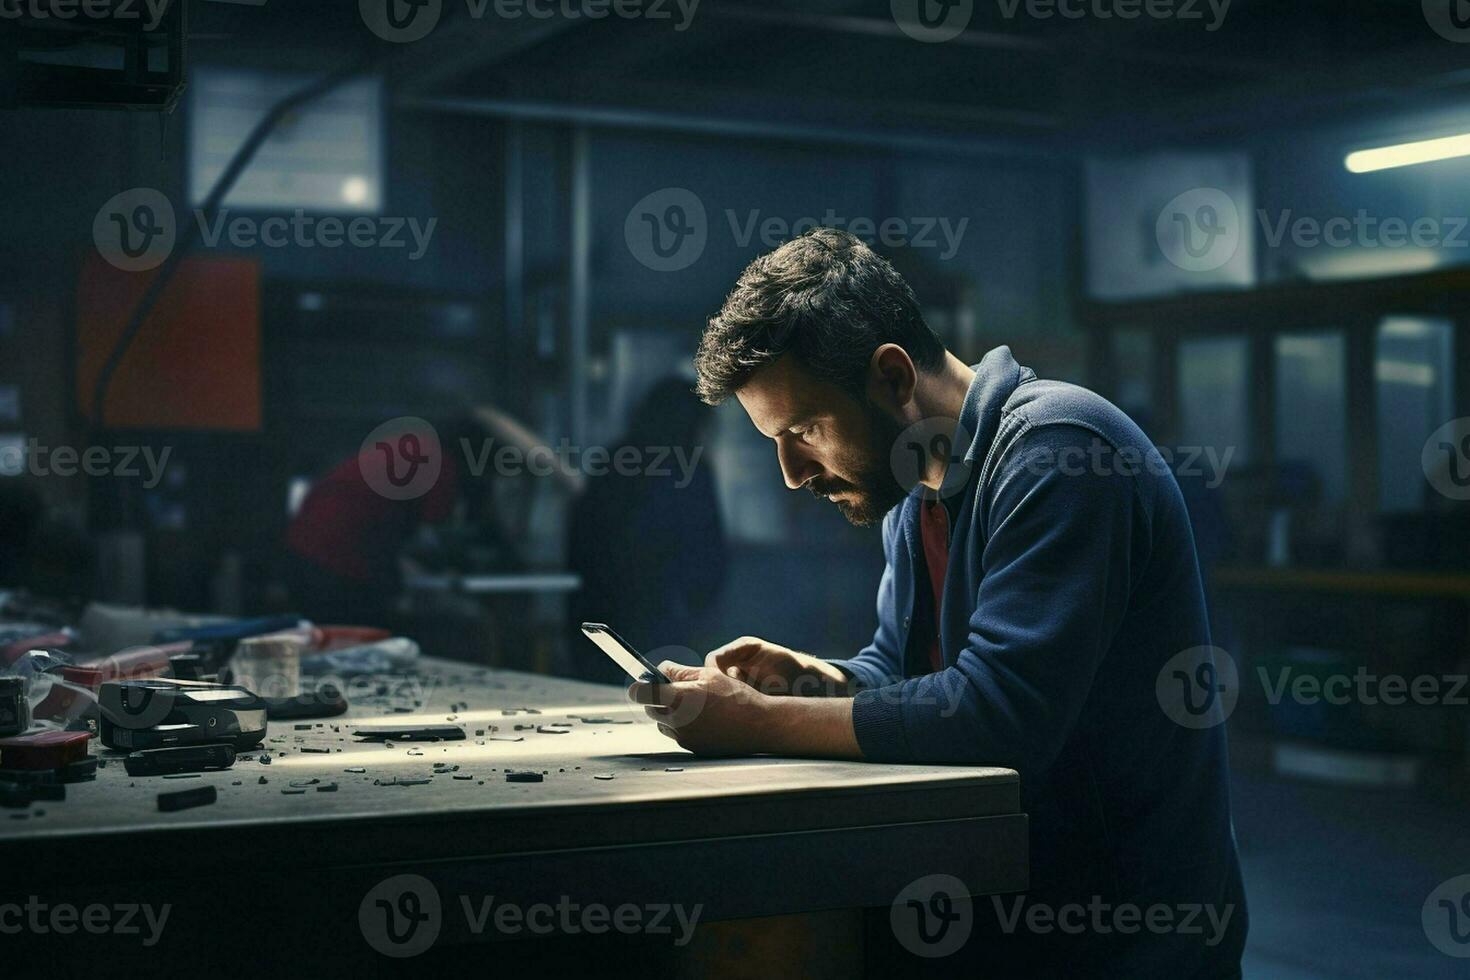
[850,423,1143,770]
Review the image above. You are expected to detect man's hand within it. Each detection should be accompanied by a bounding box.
[629,663,774,756]
[629,662,862,759]
[704,636,853,697]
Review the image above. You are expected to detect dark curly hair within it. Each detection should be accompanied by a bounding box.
[694,227,945,405]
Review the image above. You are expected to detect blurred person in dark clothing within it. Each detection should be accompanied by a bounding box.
[569,378,728,683]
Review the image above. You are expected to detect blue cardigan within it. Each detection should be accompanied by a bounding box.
[835,347,1247,975]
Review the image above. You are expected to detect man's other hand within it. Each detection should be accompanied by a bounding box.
[704,636,852,697]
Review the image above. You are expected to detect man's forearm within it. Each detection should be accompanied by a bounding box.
[757,695,863,759]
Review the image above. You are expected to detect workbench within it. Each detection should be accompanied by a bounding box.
[1,658,1026,974]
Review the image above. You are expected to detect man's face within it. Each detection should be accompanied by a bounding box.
[736,354,908,527]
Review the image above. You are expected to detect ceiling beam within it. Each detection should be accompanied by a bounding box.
[706,3,1285,78]
[401,93,1060,159]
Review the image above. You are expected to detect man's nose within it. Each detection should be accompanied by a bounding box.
[776,437,822,490]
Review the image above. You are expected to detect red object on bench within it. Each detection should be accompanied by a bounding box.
[0,731,92,770]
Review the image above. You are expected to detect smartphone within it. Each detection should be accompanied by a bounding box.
[580,623,671,684]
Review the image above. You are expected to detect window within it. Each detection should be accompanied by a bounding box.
[190,68,383,212]
[1275,332,1347,504]
[1178,335,1251,465]
[1377,317,1454,512]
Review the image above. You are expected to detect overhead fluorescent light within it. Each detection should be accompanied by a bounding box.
[1345,132,1470,173]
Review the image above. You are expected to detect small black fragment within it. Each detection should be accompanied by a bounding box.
[505,771,543,783]
[158,786,217,812]
[259,755,272,765]
[316,782,338,792]
[300,747,330,754]
[281,788,306,795]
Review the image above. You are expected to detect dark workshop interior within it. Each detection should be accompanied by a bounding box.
[3,1,1470,976]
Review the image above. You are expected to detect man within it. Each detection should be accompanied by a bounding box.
[631,228,1246,976]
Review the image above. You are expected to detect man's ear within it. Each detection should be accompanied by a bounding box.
[866,344,918,413]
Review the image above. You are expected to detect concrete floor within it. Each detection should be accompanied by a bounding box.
[1232,763,1470,978]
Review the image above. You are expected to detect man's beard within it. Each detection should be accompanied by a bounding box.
[804,402,909,527]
